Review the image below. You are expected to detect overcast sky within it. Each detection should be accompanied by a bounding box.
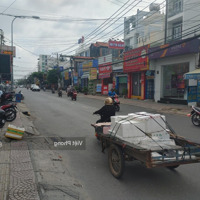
[0,0,164,79]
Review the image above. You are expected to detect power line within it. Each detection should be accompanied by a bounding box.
[60,0,162,55]
[57,0,147,54]
[0,0,17,14]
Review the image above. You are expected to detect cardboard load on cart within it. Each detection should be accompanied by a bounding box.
[109,112,176,150]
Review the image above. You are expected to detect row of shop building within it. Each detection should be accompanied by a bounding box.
[62,37,200,105]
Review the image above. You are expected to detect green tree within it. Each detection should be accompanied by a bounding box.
[47,69,59,84]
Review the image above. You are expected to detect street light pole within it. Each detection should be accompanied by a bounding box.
[11,15,40,90]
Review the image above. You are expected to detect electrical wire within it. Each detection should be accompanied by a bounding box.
[58,0,164,54]
[0,0,17,14]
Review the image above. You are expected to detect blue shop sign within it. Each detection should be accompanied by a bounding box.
[197,80,200,102]
[96,84,101,92]
[187,86,197,102]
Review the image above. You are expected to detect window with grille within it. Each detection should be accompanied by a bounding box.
[173,23,182,40]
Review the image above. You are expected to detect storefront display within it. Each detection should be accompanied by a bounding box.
[124,45,149,99]
[163,63,189,99]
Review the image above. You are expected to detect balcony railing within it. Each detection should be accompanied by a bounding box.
[168,8,183,18]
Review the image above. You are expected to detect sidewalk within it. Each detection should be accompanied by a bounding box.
[0,102,90,200]
[0,102,40,200]
[77,93,191,116]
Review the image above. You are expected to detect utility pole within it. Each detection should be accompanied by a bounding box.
[0,29,4,53]
[56,53,60,88]
[164,0,168,44]
[60,54,74,86]
[70,57,74,86]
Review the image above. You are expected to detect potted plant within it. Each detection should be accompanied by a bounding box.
[83,87,88,95]
[122,88,128,98]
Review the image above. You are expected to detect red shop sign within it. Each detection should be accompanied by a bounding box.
[108,40,124,49]
[123,45,149,73]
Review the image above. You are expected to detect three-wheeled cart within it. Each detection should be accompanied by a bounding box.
[91,123,200,179]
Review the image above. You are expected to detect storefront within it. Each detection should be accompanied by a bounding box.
[88,67,98,95]
[112,60,127,96]
[145,70,155,99]
[124,45,149,100]
[81,72,89,88]
[149,38,200,104]
[116,75,127,95]
[98,54,113,95]
[162,63,189,99]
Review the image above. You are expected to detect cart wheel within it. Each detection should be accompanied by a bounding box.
[167,165,180,170]
[108,144,124,179]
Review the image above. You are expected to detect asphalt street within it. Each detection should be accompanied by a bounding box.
[21,88,200,200]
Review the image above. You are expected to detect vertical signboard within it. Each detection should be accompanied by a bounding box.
[187,86,197,102]
[197,80,200,102]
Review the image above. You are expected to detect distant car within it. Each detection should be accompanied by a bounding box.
[30,84,34,90]
[32,85,40,91]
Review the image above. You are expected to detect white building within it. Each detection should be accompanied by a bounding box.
[152,0,200,105]
[38,55,52,72]
[166,0,200,42]
[124,3,165,50]
[38,54,70,72]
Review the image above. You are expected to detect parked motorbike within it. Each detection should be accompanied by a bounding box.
[0,108,6,128]
[1,102,17,122]
[187,106,200,126]
[0,91,14,103]
[58,90,62,97]
[52,88,55,94]
[112,95,120,112]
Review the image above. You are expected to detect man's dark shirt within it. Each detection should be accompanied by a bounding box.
[94,105,116,122]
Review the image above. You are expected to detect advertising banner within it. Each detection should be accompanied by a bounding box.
[0,45,16,57]
[149,38,200,59]
[187,86,197,102]
[83,60,92,72]
[108,40,124,49]
[123,45,149,73]
[197,80,200,102]
[65,72,69,80]
[78,63,83,77]
[90,68,97,80]
[0,54,11,74]
[98,54,112,65]
[96,84,101,92]
[59,66,64,72]
[102,85,108,95]
[98,64,112,79]
[73,76,78,84]
[93,59,98,68]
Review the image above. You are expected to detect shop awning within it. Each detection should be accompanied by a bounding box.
[81,73,89,79]
[184,69,200,80]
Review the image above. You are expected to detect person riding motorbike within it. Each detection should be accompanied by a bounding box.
[93,97,116,123]
[58,87,62,97]
[108,88,117,98]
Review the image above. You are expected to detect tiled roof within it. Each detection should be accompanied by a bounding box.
[92,42,108,47]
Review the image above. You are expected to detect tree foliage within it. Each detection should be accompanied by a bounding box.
[47,69,59,84]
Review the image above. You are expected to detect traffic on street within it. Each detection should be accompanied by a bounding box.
[19,88,200,200]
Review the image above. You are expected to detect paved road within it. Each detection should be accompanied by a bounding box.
[22,89,200,200]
